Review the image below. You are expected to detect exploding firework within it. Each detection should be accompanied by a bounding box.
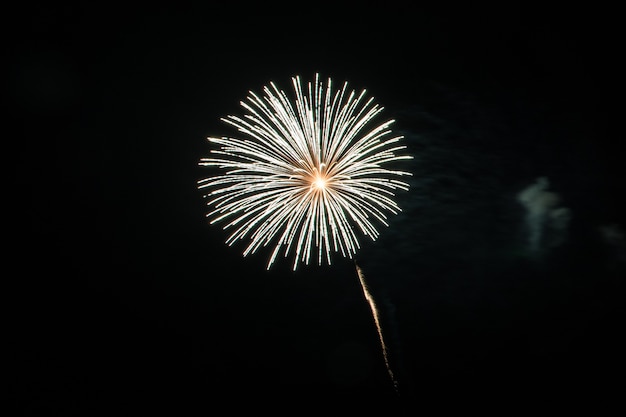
[199,74,410,394]
[198,74,412,270]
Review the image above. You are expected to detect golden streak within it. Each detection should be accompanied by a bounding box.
[356,264,399,393]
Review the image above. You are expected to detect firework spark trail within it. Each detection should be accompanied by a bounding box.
[355,263,399,394]
[199,74,409,394]
[198,74,412,270]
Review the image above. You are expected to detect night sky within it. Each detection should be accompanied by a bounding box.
[9,3,625,415]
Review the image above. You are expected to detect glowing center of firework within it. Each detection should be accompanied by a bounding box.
[312,174,328,190]
[310,163,329,191]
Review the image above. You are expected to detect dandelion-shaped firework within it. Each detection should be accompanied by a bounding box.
[198,74,412,270]
[199,74,412,394]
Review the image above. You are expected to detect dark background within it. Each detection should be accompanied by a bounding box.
[8,3,625,415]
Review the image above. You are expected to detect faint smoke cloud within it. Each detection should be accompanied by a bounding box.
[517,176,572,255]
[598,223,626,274]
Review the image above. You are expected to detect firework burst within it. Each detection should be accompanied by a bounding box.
[198,74,412,270]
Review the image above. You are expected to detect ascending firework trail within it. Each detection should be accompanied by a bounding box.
[355,262,399,393]
[198,74,411,392]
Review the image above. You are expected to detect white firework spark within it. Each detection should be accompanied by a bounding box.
[198,74,412,270]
